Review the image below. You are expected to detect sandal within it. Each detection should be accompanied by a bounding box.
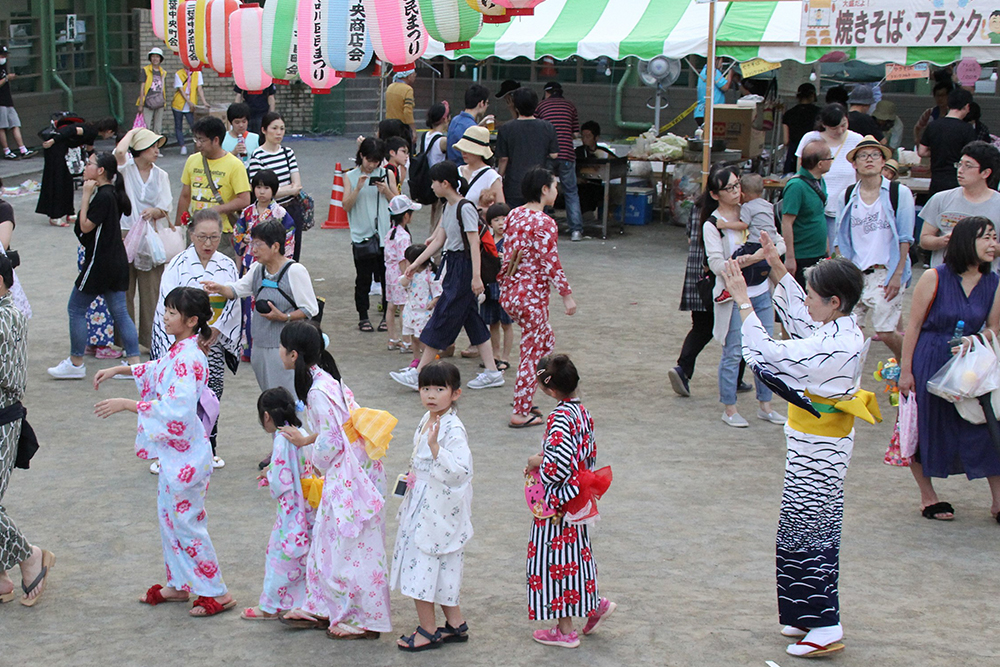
[241,606,281,620]
[19,550,56,607]
[496,360,510,371]
[437,621,469,643]
[387,339,401,351]
[139,583,189,606]
[399,342,412,353]
[377,319,388,332]
[0,589,15,603]
[327,622,381,640]
[921,501,955,520]
[509,413,544,429]
[358,319,374,332]
[189,596,237,617]
[280,612,330,630]
[48,218,69,228]
[398,626,442,652]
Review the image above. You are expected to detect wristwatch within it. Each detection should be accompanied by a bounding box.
[738,302,752,311]
[286,312,292,322]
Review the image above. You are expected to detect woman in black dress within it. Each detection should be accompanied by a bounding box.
[36,116,117,226]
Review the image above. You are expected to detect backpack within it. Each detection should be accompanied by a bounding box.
[254,261,324,323]
[842,180,900,216]
[457,199,501,284]
[407,132,443,205]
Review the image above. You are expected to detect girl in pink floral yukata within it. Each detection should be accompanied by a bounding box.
[94,286,234,617]
[277,321,391,640]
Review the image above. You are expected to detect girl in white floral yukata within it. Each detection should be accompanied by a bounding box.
[277,321,391,639]
[241,387,315,621]
[390,361,474,652]
[94,286,235,617]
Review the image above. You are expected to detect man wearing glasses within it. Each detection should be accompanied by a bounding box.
[781,139,833,286]
[834,136,916,358]
[919,141,1000,270]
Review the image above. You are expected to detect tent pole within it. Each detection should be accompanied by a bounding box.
[702,0,717,190]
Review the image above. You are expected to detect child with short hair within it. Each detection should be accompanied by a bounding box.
[391,361,474,651]
[481,203,513,370]
[222,102,259,166]
[735,173,784,288]
[233,169,295,274]
[526,354,614,648]
[242,387,315,620]
[386,195,420,352]
[399,244,442,368]
[386,136,410,194]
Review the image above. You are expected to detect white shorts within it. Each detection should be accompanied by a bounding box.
[0,106,21,129]
[854,267,902,333]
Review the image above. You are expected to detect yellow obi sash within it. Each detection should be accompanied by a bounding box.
[787,390,882,438]
[342,407,398,461]
[300,477,323,509]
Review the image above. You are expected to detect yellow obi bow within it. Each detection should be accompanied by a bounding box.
[300,477,324,509]
[787,389,883,438]
[342,407,398,461]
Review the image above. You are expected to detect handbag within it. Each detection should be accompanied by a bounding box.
[296,190,316,231]
[0,402,39,470]
[156,223,186,262]
[352,233,381,261]
[897,391,919,459]
[132,111,147,129]
[696,270,716,309]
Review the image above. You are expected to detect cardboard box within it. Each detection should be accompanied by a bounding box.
[712,104,765,159]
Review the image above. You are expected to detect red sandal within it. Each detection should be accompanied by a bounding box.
[139,584,190,606]
[189,595,237,617]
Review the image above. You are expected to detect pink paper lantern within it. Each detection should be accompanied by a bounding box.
[296,0,344,93]
[178,1,204,71]
[493,0,545,16]
[205,0,238,76]
[151,0,166,40]
[362,0,429,68]
[230,4,272,93]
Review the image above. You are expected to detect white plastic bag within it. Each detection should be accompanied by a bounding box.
[898,392,919,459]
[135,220,167,271]
[956,332,1000,425]
[927,336,998,403]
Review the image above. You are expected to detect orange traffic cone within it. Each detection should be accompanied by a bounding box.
[323,163,349,229]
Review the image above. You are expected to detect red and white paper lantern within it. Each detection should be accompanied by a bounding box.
[466,0,508,24]
[230,3,272,93]
[205,0,238,76]
[296,0,343,93]
[178,1,204,71]
[493,0,545,16]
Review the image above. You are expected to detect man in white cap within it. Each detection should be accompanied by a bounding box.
[386,66,417,147]
[0,44,34,160]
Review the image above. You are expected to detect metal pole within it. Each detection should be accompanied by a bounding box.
[701,0,717,190]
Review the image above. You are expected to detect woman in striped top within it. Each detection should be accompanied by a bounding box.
[248,113,304,260]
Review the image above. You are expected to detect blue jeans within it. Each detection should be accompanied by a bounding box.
[173,109,195,147]
[554,159,584,234]
[825,214,836,257]
[719,291,774,406]
[68,288,140,358]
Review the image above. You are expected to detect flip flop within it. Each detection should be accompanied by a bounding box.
[509,414,544,429]
[139,583,190,605]
[788,640,845,657]
[241,606,281,620]
[921,501,955,520]
[280,613,331,630]
[20,549,55,607]
[189,596,237,617]
[327,623,381,640]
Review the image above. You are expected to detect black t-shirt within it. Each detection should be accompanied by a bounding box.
[0,199,13,227]
[0,61,13,107]
[75,184,129,294]
[781,103,820,173]
[495,118,559,204]
[235,84,276,116]
[847,110,884,142]
[921,116,979,193]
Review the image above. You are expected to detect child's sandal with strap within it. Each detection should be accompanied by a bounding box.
[398,626,442,652]
[437,621,469,643]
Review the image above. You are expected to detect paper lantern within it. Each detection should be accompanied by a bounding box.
[295,0,343,92]
[419,0,483,50]
[230,4,273,93]
[325,0,375,78]
[493,0,545,16]
[152,0,166,40]
[194,0,212,65]
[178,1,204,71]
[466,0,508,24]
[362,0,429,67]
[261,0,299,84]
[164,0,181,52]
[205,0,238,76]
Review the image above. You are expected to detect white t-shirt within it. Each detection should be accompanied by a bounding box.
[919,187,1000,268]
[441,199,480,253]
[849,194,893,270]
[173,71,203,112]
[119,154,173,232]
[425,131,446,168]
[459,165,501,209]
[796,130,864,217]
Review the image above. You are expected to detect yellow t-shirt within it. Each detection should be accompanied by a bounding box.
[385,82,415,125]
[180,152,251,233]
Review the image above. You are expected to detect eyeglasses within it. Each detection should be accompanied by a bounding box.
[955,161,980,171]
[855,152,883,162]
[818,156,835,162]
[249,240,270,249]
[719,182,741,193]
[192,234,221,244]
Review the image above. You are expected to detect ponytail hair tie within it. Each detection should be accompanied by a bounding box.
[322,333,331,350]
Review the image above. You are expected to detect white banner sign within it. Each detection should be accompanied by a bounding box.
[800,0,1000,48]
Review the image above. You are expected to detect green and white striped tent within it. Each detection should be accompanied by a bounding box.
[425,0,999,64]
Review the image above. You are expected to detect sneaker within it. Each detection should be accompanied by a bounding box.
[113,362,134,379]
[94,345,123,360]
[47,357,86,380]
[714,289,732,304]
[149,460,161,475]
[3,151,17,160]
[19,148,36,158]
[570,230,583,242]
[668,366,690,397]
[721,411,749,428]
[582,597,617,635]
[736,380,753,393]
[212,456,226,469]
[180,145,188,155]
[467,369,504,389]
[757,409,787,425]
[390,367,420,390]
[369,281,382,296]
[532,626,580,649]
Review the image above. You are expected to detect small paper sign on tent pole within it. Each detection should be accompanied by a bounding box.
[740,58,780,78]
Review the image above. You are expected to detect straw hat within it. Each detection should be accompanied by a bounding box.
[453,125,493,159]
[129,128,167,152]
[872,100,897,121]
[846,135,891,162]
[883,159,900,175]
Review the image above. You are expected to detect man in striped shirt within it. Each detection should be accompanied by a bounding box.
[535,82,584,241]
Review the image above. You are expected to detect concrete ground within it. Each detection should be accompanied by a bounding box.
[1,138,998,666]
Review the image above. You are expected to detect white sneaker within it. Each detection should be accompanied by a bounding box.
[369,281,382,296]
[47,357,85,380]
[389,367,419,390]
[757,409,787,425]
[721,411,749,428]
[212,456,225,469]
[113,362,134,380]
[468,369,505,389]
[571,230,583,242]
[149,460,160,475]
[180,145,188,155]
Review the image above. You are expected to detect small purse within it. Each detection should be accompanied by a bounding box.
[352,233,381,261]
[696,270,715,308]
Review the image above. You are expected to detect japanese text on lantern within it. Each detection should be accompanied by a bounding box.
[310,0,327,79]
[167,0,180,49]
[349,2,367,62]
[404,0,422,56]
